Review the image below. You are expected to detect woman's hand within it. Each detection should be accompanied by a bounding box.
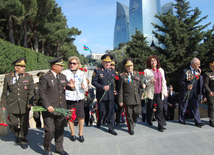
[68,79,75,88]
[81,83,85,89]
[150,78,156,83]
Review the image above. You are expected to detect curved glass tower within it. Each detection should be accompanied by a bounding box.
[162,2,176,15]
[113,2,130,49]
[129,0,161,46]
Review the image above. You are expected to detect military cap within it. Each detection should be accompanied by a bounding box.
[101,54,113,62]
[48,56,65,66]
[36,72,45,77]
[209,58,214,66]
[11,57,26,66]
[111,59,117,66]
[123,57,134,66]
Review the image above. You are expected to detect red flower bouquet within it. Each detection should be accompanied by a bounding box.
[79,68,87,72]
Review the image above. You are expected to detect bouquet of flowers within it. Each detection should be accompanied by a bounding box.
[33,106,76,121]
[0,110,8,127]
[183,74,199,102]
[66,108,77,122]
[99,75,119,102]
[79,68,87,72]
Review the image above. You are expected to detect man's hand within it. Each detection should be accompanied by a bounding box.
[103,85,109,91]
[142,83,146,89]
[47,106,55,113]
[68,79,75,88]
[187,85,193,90]
[209,92,214,97]
[114,90,117,95]
[119,103,123,107]
[1,107,5,111]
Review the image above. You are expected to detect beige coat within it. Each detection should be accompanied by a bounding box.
[143,68,167,100]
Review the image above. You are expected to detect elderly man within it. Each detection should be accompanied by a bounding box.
[39,56,75,155]
[204,58,214,127]
[92,54,118,135]
[1,57,34,149]
[179,58,203,127]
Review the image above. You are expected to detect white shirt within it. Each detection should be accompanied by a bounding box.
[62,69,87,101]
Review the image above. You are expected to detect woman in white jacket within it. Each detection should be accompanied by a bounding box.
[63,56,87,142]
[144,55,167,132]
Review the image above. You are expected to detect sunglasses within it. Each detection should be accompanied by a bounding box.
[110,65,115,66]
[69,62,78,65]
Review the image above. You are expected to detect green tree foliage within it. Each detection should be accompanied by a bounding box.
[152,0,212,90]
[125,30,154,72]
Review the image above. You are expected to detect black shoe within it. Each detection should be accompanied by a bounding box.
[195,123,204,128]
[14,137,19,143]
[97,122,100,128]
[210,121,214,127]
[79,135,85,143]
[157,127,164,132]
[20,143,28,149]
[148,122,153,126]
[129,131,134,135]
[56,150,69,155]
[70,135,76,142]
[45,151,53,155]
[108,129,117,136]
[179,121,186,125]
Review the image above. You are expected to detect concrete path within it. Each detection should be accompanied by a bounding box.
[0,118,214,155]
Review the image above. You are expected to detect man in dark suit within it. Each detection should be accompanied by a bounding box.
[203,58,214,127]
[92,54,118,135]
[39,56,75,155]
[118,58,144,135]
[1,57,34,149]
[179,58,203,127]
[167,85,177,120]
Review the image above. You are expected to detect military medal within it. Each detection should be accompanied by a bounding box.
[51,79,54,86]
[11,77,16,85]
[24,86,27,90]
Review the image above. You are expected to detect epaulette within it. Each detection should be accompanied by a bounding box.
[116,71,118,74]
[96,67,101,70]
[5,72,13,76]
[120,72,126,76]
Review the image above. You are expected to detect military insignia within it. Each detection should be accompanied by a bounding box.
[51,79,54,86]
[24,86,27,90]
[93,72,96,77]
[135,77,140,81]
[185,70,194,81]
[11,77,16,85]
[22,80,29,83]
[100,74,103,78]
[61,80,65,83]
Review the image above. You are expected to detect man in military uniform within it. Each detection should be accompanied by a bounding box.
[118,58,144,135]
[39,56,75,155]
[92,54,118,135]
[204,58,214,127]
[0,57,34,149]
[33,72,44,128]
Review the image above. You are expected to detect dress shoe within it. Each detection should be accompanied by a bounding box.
[148,122,153,126]
[157,127,164,132]
[209,121,214,127]
[79,135,85,143]
[56,150,69,155]
[20,143,28,149]
[97,122,100,128]
[108,129,117,136]
[70,135,76,142]
[129,131,134,135]
[195,123,204,128]
[45,151,53,155]
[179,121,186,125]
[14,137,19,143]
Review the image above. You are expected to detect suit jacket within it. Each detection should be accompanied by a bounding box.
[203,69,214,97]
[118,71,142,106]
[92,66,116,101]
[1,72,34,114]
[179,67,201,101]
[39,70,72,110]
[143,68,167,100]
[168,91,177,105]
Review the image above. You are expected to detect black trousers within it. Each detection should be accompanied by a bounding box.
[147,93,166,128]
[98,100,115,130]
[84,106,89,126]
[42,112,65,152]
[8,112,29,144]
[207,96,214,122]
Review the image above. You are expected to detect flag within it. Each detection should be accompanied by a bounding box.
[83,45,91,52]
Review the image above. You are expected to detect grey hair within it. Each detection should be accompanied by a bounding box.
[191,58,199,65]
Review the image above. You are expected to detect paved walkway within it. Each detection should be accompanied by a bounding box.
[0,118,214,155]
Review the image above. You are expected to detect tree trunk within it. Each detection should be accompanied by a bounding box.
[28,37,33,50]
[41,39,44,54]
[23,21,27,48]
[56,40,60,57]
[8,15,15,44]
[14,21,20,46]
[33,29,38,52]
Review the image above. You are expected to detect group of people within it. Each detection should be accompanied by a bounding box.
[1,54,214,155]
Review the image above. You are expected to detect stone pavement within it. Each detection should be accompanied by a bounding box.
[0,118,214,155]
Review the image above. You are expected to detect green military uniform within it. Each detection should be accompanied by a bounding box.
[0,57,34,147]
[204,59,214,126]
[118,58,142,134]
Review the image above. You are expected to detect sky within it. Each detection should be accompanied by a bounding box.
[55,0,214,56]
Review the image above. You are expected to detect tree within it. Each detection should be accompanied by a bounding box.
[152,0,211,90]
[126,30,154,72]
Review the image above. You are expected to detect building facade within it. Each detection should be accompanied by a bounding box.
[161,2,176,15]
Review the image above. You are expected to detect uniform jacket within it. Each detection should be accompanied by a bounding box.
[144,68,167,100]
[33,82,42,106]
[92,66,116,101]
[168,91,177,105]
[203,69,214,97]
[179,67,201,100]
[39,70,73,110]
[1,72,34,114]
[62,69,87,101]
[118,71,142,106]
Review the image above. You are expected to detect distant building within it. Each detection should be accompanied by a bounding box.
[113,2,130,49]
[105,49,112,54]
[161,2,176,15]
[90,54,103,60]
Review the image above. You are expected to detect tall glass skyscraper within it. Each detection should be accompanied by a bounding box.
[113,2,130,49]
[129,0,161,46]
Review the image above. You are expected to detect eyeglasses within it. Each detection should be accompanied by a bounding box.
[69,62,78,65]
[110,65,115,66]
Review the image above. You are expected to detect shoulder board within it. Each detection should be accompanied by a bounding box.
[134,71,139,74]
[116,71,118,74]
[96,67,101,70]
[120,72,126,76]
[6,72,13,76]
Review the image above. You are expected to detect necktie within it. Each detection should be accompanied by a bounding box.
[106,69,109,74]
[17,74,22,81]
[56,74,59,83]
[193,69,196,75]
